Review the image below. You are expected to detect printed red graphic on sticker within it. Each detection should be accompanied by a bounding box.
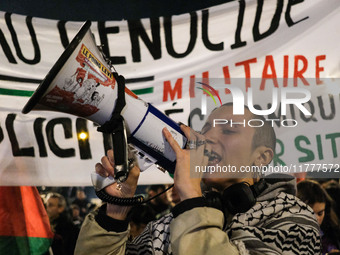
[41,84,104,117]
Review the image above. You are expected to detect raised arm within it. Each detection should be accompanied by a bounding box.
[162,125,239,255]
[75,149,140,255]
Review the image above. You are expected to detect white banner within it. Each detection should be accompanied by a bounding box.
[0,0,340,186]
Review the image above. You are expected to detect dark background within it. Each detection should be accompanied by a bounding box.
[0,0,233,21]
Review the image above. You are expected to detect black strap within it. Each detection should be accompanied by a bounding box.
[97,73,126,134]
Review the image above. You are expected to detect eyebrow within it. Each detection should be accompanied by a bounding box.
[202,119,243,130]
[227,121,243,128]
[316,209,325,213]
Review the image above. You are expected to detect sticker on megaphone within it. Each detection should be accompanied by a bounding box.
[128,103,187,172]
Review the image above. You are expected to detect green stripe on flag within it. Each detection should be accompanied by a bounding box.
[0,88,34,97]
[132,87,154,95]
[0,236,52,255]
[0,87,154,97]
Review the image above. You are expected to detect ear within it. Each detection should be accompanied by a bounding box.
[252,146,274,167]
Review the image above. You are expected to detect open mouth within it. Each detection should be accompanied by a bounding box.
[207,150,222,165]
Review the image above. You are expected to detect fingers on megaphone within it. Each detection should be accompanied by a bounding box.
[101,153,115,177]
[106,149,115,165]
[177,123,207,151]
[179,124,191,138]
[162,127,181,155]
[95,163,109,178]
[93,161,116,191]
[128,144,139,167]
[92,145,147,192]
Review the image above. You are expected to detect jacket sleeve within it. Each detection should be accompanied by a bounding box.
[74,206,129,255]
[170,202,240,255]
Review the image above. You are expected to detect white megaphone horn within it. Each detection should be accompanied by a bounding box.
[22,20,187,193]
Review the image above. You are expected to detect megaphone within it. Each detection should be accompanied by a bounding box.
[22,21,187,191]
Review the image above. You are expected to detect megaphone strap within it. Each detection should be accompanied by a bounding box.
[97,74,126,134]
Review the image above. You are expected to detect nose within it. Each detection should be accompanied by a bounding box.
[316,216,321,225]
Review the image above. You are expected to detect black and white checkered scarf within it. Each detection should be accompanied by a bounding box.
[126,175,321,255]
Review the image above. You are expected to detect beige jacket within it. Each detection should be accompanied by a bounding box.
[75,206,239,255]
[75,176,321,254]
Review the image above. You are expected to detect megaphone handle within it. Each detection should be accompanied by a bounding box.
[111,119,129,183]
[97,73,130,182]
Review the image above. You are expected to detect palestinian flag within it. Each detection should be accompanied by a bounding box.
[0,186,54,255]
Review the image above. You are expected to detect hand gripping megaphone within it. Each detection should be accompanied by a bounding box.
[22,21,187,195]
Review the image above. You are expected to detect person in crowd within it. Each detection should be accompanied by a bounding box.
[297,180,340,255]
[145,184,172,219]
[70,204,84,229]
[128,204,156,240]
[144,183,181,219]
[322,180,340,219]
[75,104,321,254]
[166,184,181,208]
[71,188,93,218]
[45,192,80,255]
